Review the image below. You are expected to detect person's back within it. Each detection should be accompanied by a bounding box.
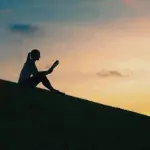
[18,55,38,83]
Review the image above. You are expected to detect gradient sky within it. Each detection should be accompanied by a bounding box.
[1,0,150,116]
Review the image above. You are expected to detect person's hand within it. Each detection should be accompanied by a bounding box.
[54,60,59,66]
[52,60,59,69]
[47,60,59,74]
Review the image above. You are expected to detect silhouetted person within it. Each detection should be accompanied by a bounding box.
[18,49,59,92]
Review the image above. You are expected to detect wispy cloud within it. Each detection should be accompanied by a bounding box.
[0,9,11,14]
[97,70,128,78]
[8,24,39,35]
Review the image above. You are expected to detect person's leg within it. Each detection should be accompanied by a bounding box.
[33,72,55,91]
[19,72,58,91]
[40,75,54,91]
[36,73,62,93]
[18,77,39,88]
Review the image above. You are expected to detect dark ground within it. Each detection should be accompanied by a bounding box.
[0,79,150,150]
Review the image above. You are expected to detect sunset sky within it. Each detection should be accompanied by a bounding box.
[1,0,150,116]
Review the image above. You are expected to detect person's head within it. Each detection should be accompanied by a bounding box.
[30,49,40,61]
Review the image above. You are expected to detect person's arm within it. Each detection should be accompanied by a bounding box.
[31,60,59,76]
[31,62,49,76]
[47,60,59,74]
[39,68,54,76]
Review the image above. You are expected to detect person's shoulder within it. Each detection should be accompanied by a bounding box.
[26,59,34,64]
[24,59,35,68]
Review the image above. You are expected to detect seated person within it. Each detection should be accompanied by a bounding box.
[18,49,59,92]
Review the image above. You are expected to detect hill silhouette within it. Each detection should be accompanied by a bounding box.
[0,79,150,150]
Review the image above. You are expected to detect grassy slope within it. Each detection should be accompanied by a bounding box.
[0,79,150,150]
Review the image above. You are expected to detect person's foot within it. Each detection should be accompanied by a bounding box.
[50,88,59,93]
[51,88,65,95]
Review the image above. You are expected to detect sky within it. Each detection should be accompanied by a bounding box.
[1,0,150,116]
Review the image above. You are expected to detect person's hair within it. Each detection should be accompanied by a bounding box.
[26,52,31,61]
[30,49,40,59]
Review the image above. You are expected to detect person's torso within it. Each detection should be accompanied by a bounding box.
[18,60,37,83]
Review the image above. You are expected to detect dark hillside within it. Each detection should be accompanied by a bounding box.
[0,79,150,150]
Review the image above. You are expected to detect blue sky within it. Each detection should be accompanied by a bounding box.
[0,0,144,60]
[0,0,102,23]
[0,0,104,59]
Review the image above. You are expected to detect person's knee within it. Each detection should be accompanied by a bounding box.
[40,75,48,82]
[35,72,45,79]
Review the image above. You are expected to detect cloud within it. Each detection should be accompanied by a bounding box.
[0,9,11,14]
[97,70,127,78]
[8,24,39,35]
